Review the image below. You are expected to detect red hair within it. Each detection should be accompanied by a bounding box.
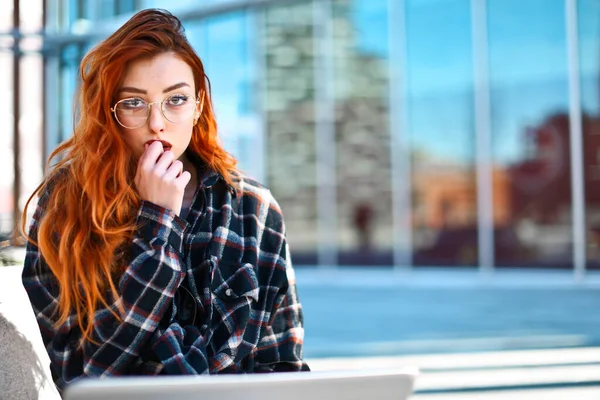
[21,9,237,345]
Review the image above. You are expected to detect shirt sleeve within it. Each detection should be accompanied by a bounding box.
[22,196,191,391]
[252,194,310,372]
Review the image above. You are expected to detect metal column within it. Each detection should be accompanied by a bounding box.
[12,0,21,240]
[471,0,495,274]
[387,0,412,269]
[566,0,586,280]
[313,0,337,267]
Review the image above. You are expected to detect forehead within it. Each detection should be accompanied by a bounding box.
[121,52,195,89]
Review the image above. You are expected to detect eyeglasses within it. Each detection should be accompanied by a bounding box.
[111,91,204,129]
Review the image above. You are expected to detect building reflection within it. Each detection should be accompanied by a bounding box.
[411,112,600,269]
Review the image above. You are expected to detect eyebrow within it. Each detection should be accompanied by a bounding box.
[118,82,191,95]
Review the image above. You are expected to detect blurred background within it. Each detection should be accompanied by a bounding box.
[2,0,600,397]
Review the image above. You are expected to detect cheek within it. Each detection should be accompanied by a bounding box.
[169,124,194,160]
[121,130,145,157]
[178,124,195,146]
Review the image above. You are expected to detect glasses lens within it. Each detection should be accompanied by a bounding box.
[115,98,148,128]
[162,95,196,123]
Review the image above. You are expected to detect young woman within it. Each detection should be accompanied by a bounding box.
[21,8,308,393]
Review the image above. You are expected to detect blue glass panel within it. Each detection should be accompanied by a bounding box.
[580,0,600,268]
[263,2,318,262]
[59,44,79,141]
[405,0,478,267]
[332,0,394,265]
[199,12,263,182]
[488,0,571,267]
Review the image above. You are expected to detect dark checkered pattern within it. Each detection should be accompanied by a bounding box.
[22,162,309,393]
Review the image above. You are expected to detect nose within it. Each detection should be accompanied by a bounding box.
[147,102,165,134]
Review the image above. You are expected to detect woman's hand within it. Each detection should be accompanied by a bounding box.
[135,141,191,216]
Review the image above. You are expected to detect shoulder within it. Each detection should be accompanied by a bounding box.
[42,166,72,192]
[233,171,283,215]
[231,171,286,234]
[32,167,72,210]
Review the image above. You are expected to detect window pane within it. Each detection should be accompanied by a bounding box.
[64,0,80,30]
[19,55,44,217]
[264,2,318,264]
[117,0,135,15]
[140,0,232,8]
[20,0,43,31]
[97,0,117,19]
[0,53,13,236]
[406,0,477,267]
[1,2,12,30]
[488,0,571,268]
[332,0,392,265]
[580,0,600,268]
[59,44,80,142]
[0,0,12,236]
[200,13,264,182]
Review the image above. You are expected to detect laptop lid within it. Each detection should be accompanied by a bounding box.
[63,368,419,400]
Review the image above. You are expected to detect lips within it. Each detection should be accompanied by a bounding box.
[145,139,172,151]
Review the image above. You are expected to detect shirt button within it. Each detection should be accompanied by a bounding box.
[225,288,234,297]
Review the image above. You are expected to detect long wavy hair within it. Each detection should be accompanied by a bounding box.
[21,9,237,345]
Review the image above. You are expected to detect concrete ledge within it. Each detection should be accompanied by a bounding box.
[308,348,600,395]
[413,386,600,400]
[309,347,600,372]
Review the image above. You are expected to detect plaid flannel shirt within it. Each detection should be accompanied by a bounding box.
[22,160,309,393]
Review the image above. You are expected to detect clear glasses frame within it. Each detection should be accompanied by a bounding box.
[111,91,204,129]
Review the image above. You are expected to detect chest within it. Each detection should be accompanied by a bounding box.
[174,186,259,328]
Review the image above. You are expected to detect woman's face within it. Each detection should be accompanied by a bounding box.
[115,52,200,160]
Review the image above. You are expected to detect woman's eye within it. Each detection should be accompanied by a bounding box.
[168,95,189,106]
[122,98,145,108]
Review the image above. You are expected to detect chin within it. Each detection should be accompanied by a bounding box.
[174,150,185,161]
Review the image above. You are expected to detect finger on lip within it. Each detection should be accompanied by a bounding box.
[144,142,159,152]
[146,141,173,151]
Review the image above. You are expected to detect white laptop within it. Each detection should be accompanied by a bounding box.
[63,368,419,400]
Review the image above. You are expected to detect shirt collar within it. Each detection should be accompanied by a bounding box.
[194,156,239,198]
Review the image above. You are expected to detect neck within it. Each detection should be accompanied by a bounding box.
[178,152,199,219]
[179,152,198,186]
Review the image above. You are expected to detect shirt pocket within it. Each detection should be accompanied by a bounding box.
[208,260,262,367]
[210,260,259,303]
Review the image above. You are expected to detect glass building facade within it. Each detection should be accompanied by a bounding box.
[2,0,600,273]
